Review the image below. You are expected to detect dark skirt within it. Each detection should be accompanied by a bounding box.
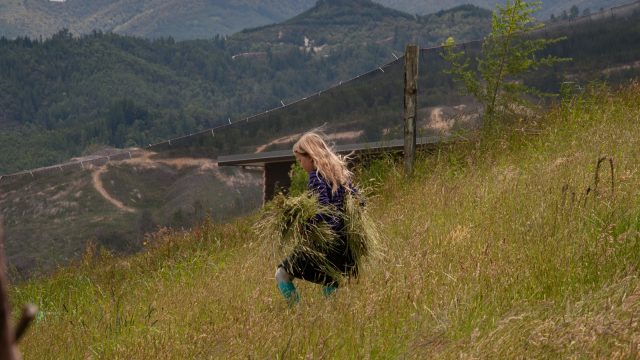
[278,235,358,287]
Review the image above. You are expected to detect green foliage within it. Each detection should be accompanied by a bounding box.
[353,153,400,191]
[288,162,308,197]
[442,0,570,120]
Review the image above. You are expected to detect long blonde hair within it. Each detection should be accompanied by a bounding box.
[293,131,352,194]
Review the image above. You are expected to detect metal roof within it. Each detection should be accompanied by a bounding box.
[218,136,447,167]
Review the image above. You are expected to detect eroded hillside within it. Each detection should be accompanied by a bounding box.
[0,149,261,278]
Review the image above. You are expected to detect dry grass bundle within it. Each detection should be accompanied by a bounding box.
[254,192,340,279]
[343,192,384,267]
[254,191,382,282]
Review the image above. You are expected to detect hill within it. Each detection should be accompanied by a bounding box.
[2,0,639,175]
[0,0,497,278]
[234,1,490,52]
[0,0,316,40]
[0,149,262,278]
[376,0,635,20]
[9,80,640,358]
[1,0,635,40]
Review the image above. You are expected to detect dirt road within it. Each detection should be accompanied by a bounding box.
[91,167,136,213]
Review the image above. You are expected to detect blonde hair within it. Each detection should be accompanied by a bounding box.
[293,131,352,194]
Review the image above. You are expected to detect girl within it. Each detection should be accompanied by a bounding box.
[275,131,358,305]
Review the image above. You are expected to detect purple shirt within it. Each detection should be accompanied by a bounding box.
[308,170,350,232]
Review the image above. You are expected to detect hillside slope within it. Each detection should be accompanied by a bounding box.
[0,0,316,40]
[1,0,634,40]
[0,150,262,278]
[375,0,635,19]
[234,1,490,50]
[10,81,640,358]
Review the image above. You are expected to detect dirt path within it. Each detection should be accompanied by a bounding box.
[91,167,136,213]
[88,150,243,211]
[88,151,220,212]
[121,151,216,170]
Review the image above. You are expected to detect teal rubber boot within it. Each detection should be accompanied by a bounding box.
[277,281,300,306]
[322,285,337,298]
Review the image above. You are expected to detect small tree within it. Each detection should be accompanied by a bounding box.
[442,0,569,121]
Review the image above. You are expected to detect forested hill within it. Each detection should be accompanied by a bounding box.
[0,3,492,174]
[235,1,490,50]
[1,0,633,41]
[376,0,634,20]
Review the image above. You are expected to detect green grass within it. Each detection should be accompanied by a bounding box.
[9,81,640,358]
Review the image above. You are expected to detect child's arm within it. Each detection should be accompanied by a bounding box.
[308,171,331,206]
[308,171,339,228]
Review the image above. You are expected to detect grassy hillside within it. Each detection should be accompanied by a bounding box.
[9,81,640,358]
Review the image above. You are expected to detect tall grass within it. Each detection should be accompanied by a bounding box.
[10,81,640,358]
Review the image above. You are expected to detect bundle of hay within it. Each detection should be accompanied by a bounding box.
[342,192,382,268]
[254,191,382,282]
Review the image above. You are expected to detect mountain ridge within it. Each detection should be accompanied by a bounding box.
[233,3,491,52]
[0,0,317,40]
[1,0,636,40]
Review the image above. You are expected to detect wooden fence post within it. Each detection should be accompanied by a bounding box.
[404,44,419,177]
